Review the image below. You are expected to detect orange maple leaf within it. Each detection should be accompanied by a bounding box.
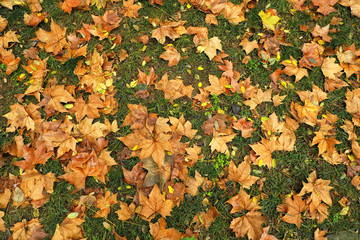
[150,218,182,240]
[139,184,174,220]
[228,159,259,189]
[229,211,267,240]
[299,171,333,208]
[35,20,67,55]
[159,45,181,67]
[277,195,306,228]
[227,189,261,213]
[209,131,237,155]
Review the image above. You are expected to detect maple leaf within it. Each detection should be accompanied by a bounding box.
[139,133,173,168]
[151,21,187,44]
[204,75,229,96]
[209,131,237,155]
[311,131,340,155]
[71,93,105,121]
[239,37,259,55]
[20,169,56,208]
[52,217,85,240]
[312,0,338,15]
[121,0,142,18]
[276,132,296,151]
[169,115,197,139]
[351,175,360,190]
[227,189,261,213]
[228,160,259,188]
[299,171,333,208]
[244,89,272,110]
[311,24,332,42]
[61,166,88,192]
[77,117,109,144]
[277,195,306,228]
[116,201,137,221]
[35,20,67,55]
[339,0,360,17]
[83,11,121,40]
[205,14,218,25]
[314,228,327,240]
[250,139,276,168]
[137,67,158,85]
[3,103,36,132]
[0,188,11,208]
[0,211,4,232]
[149,218,182,240]
[261,113,284,136]
[260,226,278,240]
[258,9,280,31]
[345,89,360,117]
[155,73,193,103]
[94,191,118,219]
[39,84,76,113]
[221,1,247,24]
[230,211,267,240]
[61,0,81,14]
[185,170,205,196]
[200,37,222,60]
[159,45,181,66]
[139,184,174,220]
[13,142,53,170]
[232,117,256,138]
[10,219,48,240]
[322,57,343,80]
[142,156,172,188]
[299,42,324,68]
[0,30,19,48]
[281,56,308,82]
[0,47,20,75]
[192,206,219,230]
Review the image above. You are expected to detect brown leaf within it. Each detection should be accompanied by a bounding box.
[227,189,261,213]
[61,0,81,14]
[314,228,327,240]
[20,169,56,208]
[230,211,267,240]
[116,202,136,221]
[204,75,229,96]
[35,20,67,55]
[239,37,259,55]
[155,73,193,103]
[10,219,48,239]
[321,57,343,79]
[228,160,259,188]
[151,21,187,44]
[281,56,308,82]
[159,45,181,66]
[149,218,182,240]
[52,217,85,240]
[139,184,174,220]
[299,171,333,208]
[185,170,205,196]
[311,24,332,42]
[209,132,237,155]
[94,191,118,219]
[277,195,306,228]
[192,206,219,230]
[121,0,142,18]
[0,211,4,232]
[13,142,53,170]
[71,93,105,121]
